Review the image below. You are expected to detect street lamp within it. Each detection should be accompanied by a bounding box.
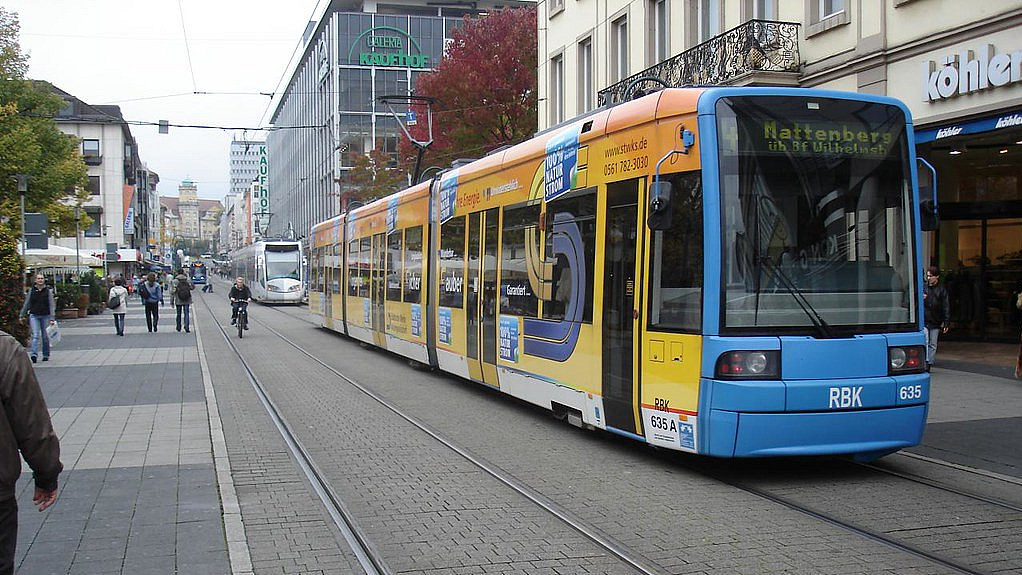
[74,206,81,282]
[14,174,28,291]
[14,174,27,257]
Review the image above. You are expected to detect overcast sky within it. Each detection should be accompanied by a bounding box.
[6,0,322,201]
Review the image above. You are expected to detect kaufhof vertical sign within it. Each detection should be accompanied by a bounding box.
[348,26,431,68]
[922,43,1022,102]
[257,145,270,234]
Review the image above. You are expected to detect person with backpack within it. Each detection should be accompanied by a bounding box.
[174,269,194,333]
[140,273,163,332]
[107,277,129,336]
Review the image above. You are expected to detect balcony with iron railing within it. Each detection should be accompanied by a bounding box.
[597,19,801,107]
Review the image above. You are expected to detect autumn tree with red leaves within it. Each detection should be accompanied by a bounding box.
[401,6,537,179]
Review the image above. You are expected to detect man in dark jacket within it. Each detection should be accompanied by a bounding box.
[18,274,55,363]
[0,329,62,575]
[174,269,193,333]
[923,266,950,370]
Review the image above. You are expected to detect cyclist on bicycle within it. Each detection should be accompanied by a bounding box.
[229,276,252,329]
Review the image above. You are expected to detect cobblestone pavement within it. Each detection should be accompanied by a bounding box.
[245,305,1017,574]
[13,285,1020,575]
[15,306,229,575]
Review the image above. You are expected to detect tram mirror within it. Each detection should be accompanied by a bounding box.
[919,199,939,232]
[647,181,673,231]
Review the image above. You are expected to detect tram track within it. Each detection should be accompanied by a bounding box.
[201,288,668,575]
[246,297,1020,574]
[199,294,390,575]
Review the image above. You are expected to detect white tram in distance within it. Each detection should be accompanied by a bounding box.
[230,240,304,303]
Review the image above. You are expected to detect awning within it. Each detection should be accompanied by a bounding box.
[916,109,1022,144]
[24,245,102,268]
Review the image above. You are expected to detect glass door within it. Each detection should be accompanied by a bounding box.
[940,218,1022,341]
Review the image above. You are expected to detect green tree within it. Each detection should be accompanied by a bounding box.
[342,147,409,206]
[402,7,538,178]
[0,225,28,343]
[0,8,90,240]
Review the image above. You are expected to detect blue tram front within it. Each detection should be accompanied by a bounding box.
[662,89,928,458]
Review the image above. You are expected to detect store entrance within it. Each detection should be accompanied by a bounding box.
[940,216,1022,342]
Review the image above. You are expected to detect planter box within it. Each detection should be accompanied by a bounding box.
[57,308,78,320]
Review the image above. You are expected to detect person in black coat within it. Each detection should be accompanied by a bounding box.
[923,266,950,370]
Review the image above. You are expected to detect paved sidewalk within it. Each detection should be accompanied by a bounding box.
[13,305,234,575]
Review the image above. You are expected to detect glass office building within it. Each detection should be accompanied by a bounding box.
[267,0,527,245]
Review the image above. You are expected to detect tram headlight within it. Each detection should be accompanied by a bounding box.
[889,345,924,374]
[715,350,780,380]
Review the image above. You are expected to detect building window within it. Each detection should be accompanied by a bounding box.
[746,0,777,19]
[82,139,100,157]
[577,36,593,113]
[611,15,628,83]
[549,53,564,126]
[806,0,848,36]
[649,0,669,64]
[548,0,564,18]
[819,0,844,19]
[698,0,721,43]
[84,209,102,237]
[88,176,100,196]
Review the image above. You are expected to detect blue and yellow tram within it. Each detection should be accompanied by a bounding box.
[310,87,928,459]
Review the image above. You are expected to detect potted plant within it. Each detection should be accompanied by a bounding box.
[55,281,80,320]
[82,271,105,315]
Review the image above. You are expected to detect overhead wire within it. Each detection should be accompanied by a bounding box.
[177,0,198,92]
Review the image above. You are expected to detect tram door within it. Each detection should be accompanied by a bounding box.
[467,208,501,386]
[322,246,333,324]
[466,212,481,376]
[371,233,386,345]
[602,181,641,434]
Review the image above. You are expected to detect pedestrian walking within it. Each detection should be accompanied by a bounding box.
[18,274,55,364]
[108,277,129,336]
[140,272,163,332]
[0,328,62,575]
[174,269,194,333]
[923,266,950,370]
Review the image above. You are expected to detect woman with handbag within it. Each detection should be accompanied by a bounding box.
[107,277,129,336]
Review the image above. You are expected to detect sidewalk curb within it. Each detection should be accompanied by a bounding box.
[195,316,254,575]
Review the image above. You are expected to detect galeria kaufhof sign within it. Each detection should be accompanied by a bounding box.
[348,26,431,68]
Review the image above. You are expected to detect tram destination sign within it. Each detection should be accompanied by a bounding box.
[749,119,896,158]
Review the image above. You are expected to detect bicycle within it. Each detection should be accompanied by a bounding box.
[232,300,249,338]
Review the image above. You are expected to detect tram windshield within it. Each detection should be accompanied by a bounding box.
[716,96,917,335]
[265,247,301,281]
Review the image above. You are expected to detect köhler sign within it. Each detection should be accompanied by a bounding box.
[922,44,1022,102]
[348,26,430,69]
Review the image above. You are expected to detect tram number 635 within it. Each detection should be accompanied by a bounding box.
[899,384,923,401]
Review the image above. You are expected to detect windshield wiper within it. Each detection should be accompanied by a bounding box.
[759,256,835,338]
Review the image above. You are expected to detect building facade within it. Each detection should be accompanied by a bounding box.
[229,139,265,199]
[266,0,530,246]
[160,181,224,260]
[49,84,159,277]
[539,0,1022,341]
